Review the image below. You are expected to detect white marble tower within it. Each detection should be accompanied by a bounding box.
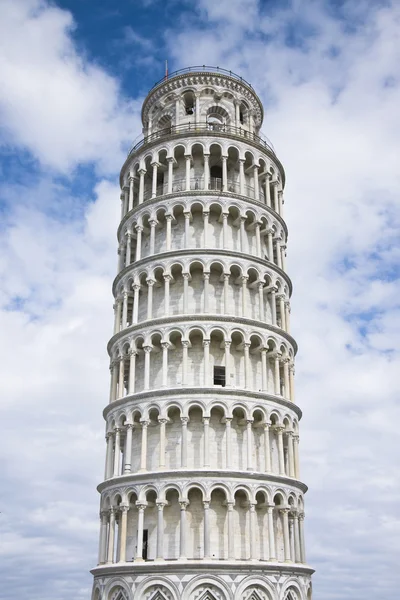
[91,66,314,600]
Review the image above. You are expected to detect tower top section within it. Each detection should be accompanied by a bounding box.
[141,65,264,134]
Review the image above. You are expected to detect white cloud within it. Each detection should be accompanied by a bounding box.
[0,0,142,173]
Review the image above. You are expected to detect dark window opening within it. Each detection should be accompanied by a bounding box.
[142,529,148,560]
[239,110,244,124]
[214,366,226,387]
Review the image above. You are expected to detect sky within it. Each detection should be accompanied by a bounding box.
[0,0,399,598]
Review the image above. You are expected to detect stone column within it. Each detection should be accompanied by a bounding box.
[132,284,140,324]
[135,226,143,261]
[249,503,257,559]
[273,353,281,395]
[224,341,231,386]
[143,346,152,390]
[285,300,291,333]
[281,243,287,271]
[288,430,295,477]
[181,417,188,468]
[203,272,210,312]
[281,508,291,562]
[276,426,285,475]
[246,419,254,470]
[135,504,146,561]
[272,180,278,212]
[179,501,188,559]
[140,420,149,471]
[118,356,125,398]
[118,505,129,562]
[203,501,211,558]
[138,169,146,204]
[267,505,276,560]
[128,350,136,395]
[167,157,174,194]
[203,416,210,467]
[161,342,169,387]
[267,229,274,262]
[289,515,295,562]
[110,361,118,402]
[203,211,209,247]
[253,164,259,200]
[124,424,134,473]
[276,238,283,269]
[265,174,271,207]
[299,513,306,563]
[149,220,157,255]
[156,502,166,560]
[288,362,295,403]
[151,162,159,198]
[223,274,229,313]
[195,93,200,124]
[244,342,251,389]
[261,349,268,391]
[241,275,248,316]
[113,428,121,477]
[270,286,277,325]
[114,298,122,334]
[107,508,116,563]
[203,340,210,386]
[122,291,128,328]
[98,510,108,564]
[278,189,283,216]
[128,176,135,211]
[105,432,114,479]
[227,501,235,559]
[293,513,301,563]
[255,221,261,257]
[185,154,191,191]
[293,434,300,479]
[125,232,132,267]
[163,274,171,316]
[264,423,272,473]
[258,281,264,321]
[183,211,190,249]
[183,272,189,313]
[175,96,180,125]
[204,154,210,190]
[222,155,228,191]
[225,417,232,468]
[146,279,154,320]
[165,214,173,250]
[182,340,189,386]
[222,212,228,249]
[283,358,290,399]
[277,294,286,330]
[239,216,246,253]
[239,159,245,195]
[158,417,167,468]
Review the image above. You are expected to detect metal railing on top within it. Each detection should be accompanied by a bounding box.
[128,122,275,157]
[141,177,266,203]
[149,65,254,92]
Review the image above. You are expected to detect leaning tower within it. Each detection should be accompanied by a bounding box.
[91,66,314,600]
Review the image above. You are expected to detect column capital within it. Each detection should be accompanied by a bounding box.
[179,501,188,510]
[140,419,150,428]
[279,507,291,515]
[180,416,189,424]
[161,342,170,350]
[150,161,160,168]
[158,417,168,425]
[156,501,167,509]
[149,218,158,227]
[136,502,147,511]
[203,272,210,281]
[202,416,210,424]
[146,278,155,286]
[181,340,190,348]
[132,283,141,292]
[203,501,210,509]
[128,175,136,183]
[163,273,173,281]
[138,168,146,175]
[143,345,152,354]
[226,501,234,511]
[298,512,305,521]
[224,340,231,348]
[275,425,285,434]
[182,272,190,280]
[119,504,129,514]
[135,224,144,233]
[202,339,210,348]
[293,434,300,443]
[125,422,135,431]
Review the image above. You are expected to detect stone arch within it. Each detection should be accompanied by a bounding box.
[184,575,232,600]
[235,576,277,600]
[104,578,131,600]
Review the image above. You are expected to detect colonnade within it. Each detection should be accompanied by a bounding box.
[118,212,287,273]
[113,274,290,335]
[120,155,283,218]
[109,341,295,402]
[104,415,300,479]
[98,491,306,565]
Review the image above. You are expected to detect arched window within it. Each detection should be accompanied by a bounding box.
[157,114,172,134]
[206,106,230,130]
[183,91,195,115]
